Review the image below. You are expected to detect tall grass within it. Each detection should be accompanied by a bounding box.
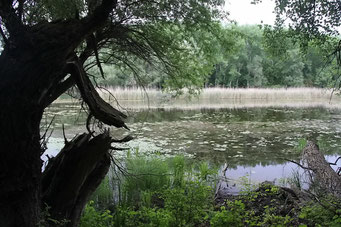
[97,87,164,101]
[91,153,217,209]
[200,87,333,100]
[55,87,340,109]
[121,154,171,206]
[93,86,341,109]
[98,87,334,101]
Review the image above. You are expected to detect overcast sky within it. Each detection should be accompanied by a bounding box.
[225,0,276,25]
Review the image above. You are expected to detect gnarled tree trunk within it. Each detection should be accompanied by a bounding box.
[42,133,112,226]
[0,1,124,226]
[0,105,43,226]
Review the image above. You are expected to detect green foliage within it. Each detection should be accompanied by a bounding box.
[87,22,338,90]
[30,0,85,20]
[259,207,293,226]
[80,154,217,226]
[90,176,113,210]
[38,204,70,227]
[274,0,341,38]
[239,174,257,194]
[79,201,114,227]
[288,170,303,190]
[211,195,293,226]
[161,181,213,226]
[211,202,244,227]
[261,1,341,90]
[198,161,217,182]
[21,0,232,94]
[115,206,174,227]
[171,155,185,187]
[299,198,341,227]
[111,183,213,227]
[80,154,341,227]
[122,154,170,206]
[94,22,238,93]
[205,25,337,88]
[295,138,307,153]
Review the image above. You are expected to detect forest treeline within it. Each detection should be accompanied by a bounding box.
[95,25,339,89]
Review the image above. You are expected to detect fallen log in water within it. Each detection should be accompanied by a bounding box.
[302,141,341,198]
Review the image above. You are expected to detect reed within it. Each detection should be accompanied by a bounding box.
[93,87,341,110]
[97,87,335,101]
[200,87,334,101]
[55,87,340,109]
[97,87,164,101]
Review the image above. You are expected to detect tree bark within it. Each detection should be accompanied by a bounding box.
[42,132,112,226]
[0,106,43,227]
[302,141,341,198]
[0,1,122,226]
[0,29,74,225]
[0,46,116,226]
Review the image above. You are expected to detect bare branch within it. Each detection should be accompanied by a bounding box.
[110,146,129,151]
[17,0,24,20]
[41,75,75,108]
[329,156,341,166]
[285,159,313,171]
[67,56,128,129]
[111,135,134,143]
[90,34,106,80]
[0,22,8,45]
[62,124,68,145]
[0,0,23,37]
[40,115,55,155]
[79,0,117,38]
[86,113,95,136]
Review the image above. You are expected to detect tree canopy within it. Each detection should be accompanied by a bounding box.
[269,0,341,88]
[96,24,339,89]
[0,0,233,93]
[0,1,233,226]
[274,0,341,37]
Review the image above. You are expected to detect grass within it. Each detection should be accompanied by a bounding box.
[82,154,218,227]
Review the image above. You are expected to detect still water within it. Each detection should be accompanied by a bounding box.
[44,102,341,186]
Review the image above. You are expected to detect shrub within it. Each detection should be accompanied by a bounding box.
[79,201,114,227]
[211,203,244,227]
[81,153,341,227]
[161,181,214,226]
[299,198,341,227]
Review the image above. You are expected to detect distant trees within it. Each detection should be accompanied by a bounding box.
[98,24,338,88]
[267,0,341,87]
[199,25,338,88]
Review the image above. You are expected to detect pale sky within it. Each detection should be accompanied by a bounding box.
[225,0,276,25]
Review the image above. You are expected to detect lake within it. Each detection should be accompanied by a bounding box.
[43,95,341,189]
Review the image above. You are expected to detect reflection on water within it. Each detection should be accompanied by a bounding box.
[221,155,339,191]
[43,100,341,184]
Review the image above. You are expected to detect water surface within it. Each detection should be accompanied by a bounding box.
[43,101,341,185]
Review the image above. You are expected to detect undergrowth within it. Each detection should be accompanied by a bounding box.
[80,153,341,227]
